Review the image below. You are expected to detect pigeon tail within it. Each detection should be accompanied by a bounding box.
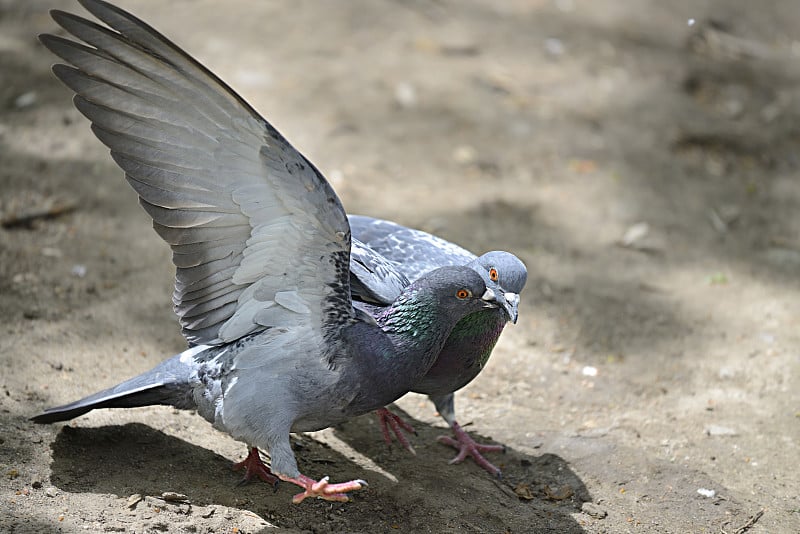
[31,354,195,424]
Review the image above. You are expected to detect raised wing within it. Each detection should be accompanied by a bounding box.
[348,215,476,283]
[42,0,353,345]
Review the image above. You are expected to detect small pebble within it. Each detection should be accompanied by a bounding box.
[45,486,59,497]
[544,38,565,56]
[126,493,143,509]
[621,222,649,247]
[513,482,535,500]
[697,488,716,498]
[582,501,608,519]
[718,367,734,379]
[582,366,598,377]
[41,247,63,258]
[394,82,417,108]
[71,264,88,278]
[14,91,37,109]
[161,491,189,503]
[704,425,738,437]
[452,145,476,164]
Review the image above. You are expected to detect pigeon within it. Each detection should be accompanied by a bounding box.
[347,215,528,476]
[31,0,502,503]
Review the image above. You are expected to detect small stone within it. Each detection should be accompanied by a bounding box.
[543,484,574,501]
[582,502,607,519]
[45,486,59,497]
[621,222,649,247]
[161,492,189,503]
[126,493,143,509]
[452,145,476,165]
[14,91,37,109]
[31,480,43,489]
[41,247,63,258]
[718,367,734,379]
[12,272,38,285]
[71,264,88,278]
[697,488,716,498]
[394,82,416,108]
[513,482,535,500]
[544,38,565,56]
[704,425,738,437]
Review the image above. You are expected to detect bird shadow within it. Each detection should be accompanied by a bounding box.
[47,420,589,532]
[49,424,258,507]
[332,405,591,533]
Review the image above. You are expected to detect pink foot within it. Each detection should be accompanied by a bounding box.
[232,447,279,489]
[437,421,506,478]
[375,407,416,454]
[279,473,367,504]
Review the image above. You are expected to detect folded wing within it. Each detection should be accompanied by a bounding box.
[348,215,476,293]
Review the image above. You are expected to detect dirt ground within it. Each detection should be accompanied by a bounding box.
[1,0,799,532]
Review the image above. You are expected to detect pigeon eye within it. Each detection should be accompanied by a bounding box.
[489,268,498,282]
[456,289,471,299]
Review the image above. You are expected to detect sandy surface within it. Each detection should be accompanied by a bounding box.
[2,0,799,532]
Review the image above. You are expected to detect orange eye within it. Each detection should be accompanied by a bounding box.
[456,289,471,299]
[489,268,498,282]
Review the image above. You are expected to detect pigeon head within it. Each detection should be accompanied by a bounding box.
[420,265,500,314]
[379,266,501,322]
[467,251,528,324]
[371,266,499,372]
[393,265,498,316]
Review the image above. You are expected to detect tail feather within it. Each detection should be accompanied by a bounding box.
[31,355,194,424]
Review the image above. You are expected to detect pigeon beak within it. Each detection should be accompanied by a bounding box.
[502,292,520,324]
[480,287,499,308]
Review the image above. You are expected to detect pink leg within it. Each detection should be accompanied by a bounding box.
[437,421,506,478]
[375,407,416,454]
[278,473,368,504]
[232,447,279,489]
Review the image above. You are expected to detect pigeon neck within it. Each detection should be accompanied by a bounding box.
[447,308,507,367]
[377,288,452,370]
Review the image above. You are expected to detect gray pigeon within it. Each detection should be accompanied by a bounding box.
[31,0,501,503]
[348,215,527,476]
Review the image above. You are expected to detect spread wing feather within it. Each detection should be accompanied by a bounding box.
[42,0,353,346]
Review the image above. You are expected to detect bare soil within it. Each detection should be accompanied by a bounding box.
[1,1,799,532]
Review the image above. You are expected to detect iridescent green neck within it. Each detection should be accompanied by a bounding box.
[378,288,442,340]
[448,309,506,368]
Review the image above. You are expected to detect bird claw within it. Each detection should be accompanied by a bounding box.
[281,474,368,504]
[232,447,280,490]
[437,421,505,478]
[376,407,416,454]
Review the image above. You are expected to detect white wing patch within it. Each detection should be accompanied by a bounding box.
[179,343,212,363]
